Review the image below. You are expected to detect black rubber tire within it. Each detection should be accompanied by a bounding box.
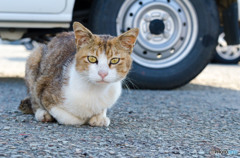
[90,0,219,89]
[213,51,240,64]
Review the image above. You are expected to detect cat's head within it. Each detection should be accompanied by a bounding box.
[73,22,139,85]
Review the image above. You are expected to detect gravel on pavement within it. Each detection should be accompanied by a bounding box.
[0,66,240,157]
[0,45,239,158]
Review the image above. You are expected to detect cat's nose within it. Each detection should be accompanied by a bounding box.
[98,70,108,79]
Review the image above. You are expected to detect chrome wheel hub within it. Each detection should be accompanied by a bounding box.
[116,0,198,68]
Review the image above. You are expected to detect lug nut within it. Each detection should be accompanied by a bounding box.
[157,53,162,58]
[170,48,175,53]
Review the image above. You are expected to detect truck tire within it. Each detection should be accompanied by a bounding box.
[90,0,219,89]
[213,32,240,64]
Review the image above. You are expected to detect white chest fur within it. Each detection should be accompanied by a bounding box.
[62,66,122,119]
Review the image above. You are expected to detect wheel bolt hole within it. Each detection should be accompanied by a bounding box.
[157,53,162,58]
[127,27,131,31]
[143,51,147,55]
[183,22,186,26]
[139,1,143,5]
[180,37,184,41]
[170,48,175,54]
[167,0,170,3]
[178,9,181,12]
[129,13,133,16]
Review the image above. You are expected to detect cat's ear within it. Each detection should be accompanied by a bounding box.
[116,28,139,50]
[73,22,94,49]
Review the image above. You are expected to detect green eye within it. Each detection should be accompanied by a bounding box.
[110,58,120,65]
[87,56,98,63]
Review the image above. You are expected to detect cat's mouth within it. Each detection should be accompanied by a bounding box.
[97,80,109,84]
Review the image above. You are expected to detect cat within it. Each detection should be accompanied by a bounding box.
[19,22,139,126]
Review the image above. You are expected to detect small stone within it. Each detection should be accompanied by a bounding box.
[172,150,180,154]
[44,150,51,153]
[75,148,81,153]
[109,150,115,155]
[129,111,133,114]
[11,155,22,158]
[17,150,27,154]
[30,143,38,147]
[31,147,37,150]
[198,149,205,155]
[82,152,88,156]
[100,142,107,146]
[191,149,197,154]
[158,148,165,154]
[10,146,16,149]
[3,126,10,130]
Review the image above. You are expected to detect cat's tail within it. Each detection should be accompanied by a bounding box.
[19,97,34,114]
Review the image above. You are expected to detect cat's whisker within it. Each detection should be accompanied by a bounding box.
[122,79,131,92]
[124,77,139,90]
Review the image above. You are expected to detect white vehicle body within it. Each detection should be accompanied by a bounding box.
[0,0,75,28]
[238,0,240,20]
[0,0,240,28]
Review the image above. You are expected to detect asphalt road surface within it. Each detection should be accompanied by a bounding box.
[0,45,239,157]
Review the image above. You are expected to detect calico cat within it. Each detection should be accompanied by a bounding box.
[19,22,139,126]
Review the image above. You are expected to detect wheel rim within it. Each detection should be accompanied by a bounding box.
[116,0,198,68]
[216,33,240,60]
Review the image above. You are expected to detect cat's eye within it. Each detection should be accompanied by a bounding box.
[110,58,120,65]
[87,56,98,63]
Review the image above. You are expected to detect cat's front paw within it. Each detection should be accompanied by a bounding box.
[89,115,110,127]
[35,108,54,122]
